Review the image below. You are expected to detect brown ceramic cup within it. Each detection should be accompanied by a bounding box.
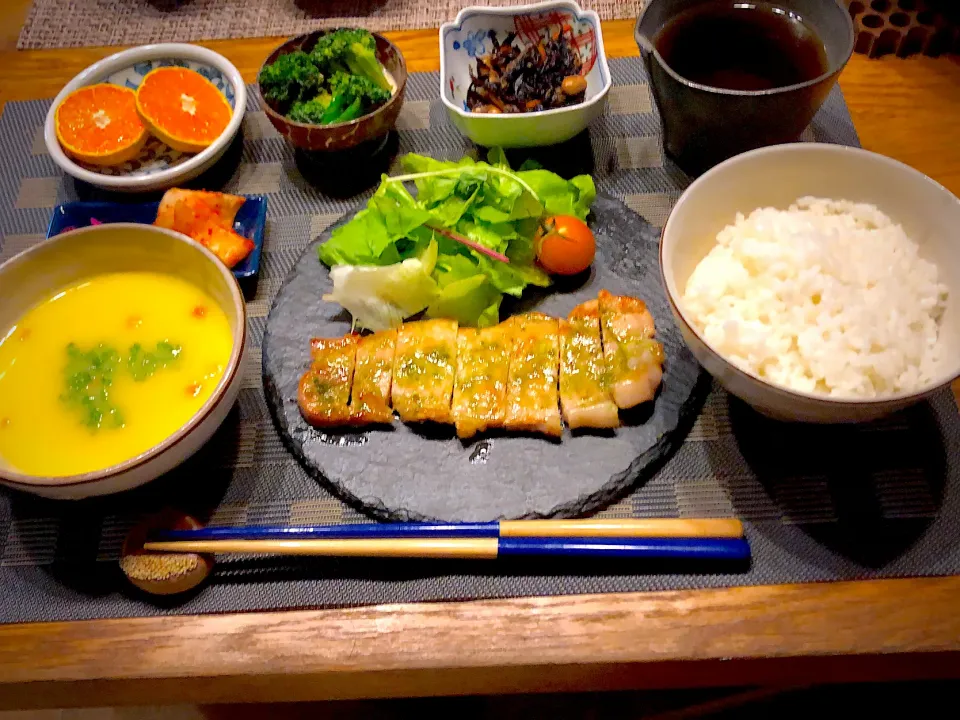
[257,30,407,153]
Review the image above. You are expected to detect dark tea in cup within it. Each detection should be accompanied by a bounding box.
[653,2,829,91]
[635,0,854,176]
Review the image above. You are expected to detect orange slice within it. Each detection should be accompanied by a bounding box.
[54,84,148,167]
[136,67,233,154]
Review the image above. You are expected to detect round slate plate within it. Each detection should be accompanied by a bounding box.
[263,193,707,522]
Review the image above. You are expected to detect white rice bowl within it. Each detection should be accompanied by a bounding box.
[681,197,949,399]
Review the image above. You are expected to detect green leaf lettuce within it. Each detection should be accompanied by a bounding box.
[317,148,595,327]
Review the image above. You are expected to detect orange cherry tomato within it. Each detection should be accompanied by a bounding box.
[534,215,596,276]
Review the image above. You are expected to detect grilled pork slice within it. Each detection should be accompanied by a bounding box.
[598,290,664,409]
[392,319,458,424]
[560,300,620,429]
[504,313,562,437]
[298,336,358,427]
[350,330,396,425]
[452,325,511,439]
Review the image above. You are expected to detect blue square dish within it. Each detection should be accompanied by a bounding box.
[46,196,267,298]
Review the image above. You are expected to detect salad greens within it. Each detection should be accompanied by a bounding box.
[323,241,439,332]
[318,148,596,329]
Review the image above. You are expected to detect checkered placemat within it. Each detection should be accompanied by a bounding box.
[2,59,960,625]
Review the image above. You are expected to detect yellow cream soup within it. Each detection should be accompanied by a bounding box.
[0,272,234,477]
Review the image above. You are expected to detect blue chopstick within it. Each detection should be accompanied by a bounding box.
[497,537,750,560]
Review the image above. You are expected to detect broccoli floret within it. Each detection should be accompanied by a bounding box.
[335,97,365,123]
[328,71,391,107]
[290,72,388,125]
[259,51,323,105]
[319,94,353,124]
[288,91,333,124]
[274,31,393,125]
[325,28,376,53]
[310,29,393,93]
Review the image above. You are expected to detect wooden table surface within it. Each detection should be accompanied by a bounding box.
[2,9,960,710]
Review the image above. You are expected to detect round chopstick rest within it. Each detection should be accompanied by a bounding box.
[120,510,213,595]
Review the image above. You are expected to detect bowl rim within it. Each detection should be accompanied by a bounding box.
[0,223,247,488]
[438,0,613,120]
[634,0,855,98]
[660,142,960,406]
[43,43,247,191]
[255,29,408,132]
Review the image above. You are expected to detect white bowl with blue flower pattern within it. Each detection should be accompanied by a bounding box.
[439,1,611,148]
[44,44,246,194]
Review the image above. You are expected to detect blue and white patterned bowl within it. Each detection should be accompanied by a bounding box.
[439,1,611,148]
[44,44,246,194]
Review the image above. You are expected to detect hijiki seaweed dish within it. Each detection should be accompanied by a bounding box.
[466,27,588,114]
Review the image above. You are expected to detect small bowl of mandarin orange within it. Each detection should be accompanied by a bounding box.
[45,43,246,193]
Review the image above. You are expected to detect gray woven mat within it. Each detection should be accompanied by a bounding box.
[2,59,960,625]
[17,0,644,50]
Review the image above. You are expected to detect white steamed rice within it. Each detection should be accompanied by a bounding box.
[682,197,949,398]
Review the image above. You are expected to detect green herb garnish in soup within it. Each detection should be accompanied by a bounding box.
[0,272,233,477]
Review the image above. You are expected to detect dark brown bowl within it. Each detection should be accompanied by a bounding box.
[257,30,407,153]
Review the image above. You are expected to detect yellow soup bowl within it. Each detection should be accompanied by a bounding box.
[0,224,246,499]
